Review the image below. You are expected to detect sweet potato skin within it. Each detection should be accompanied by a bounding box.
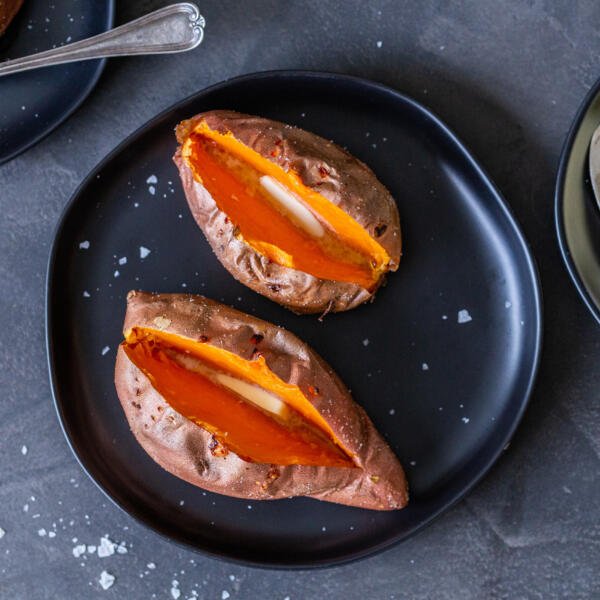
[0,0,24,35]
[114,291,408,510]
[174,110,401,314]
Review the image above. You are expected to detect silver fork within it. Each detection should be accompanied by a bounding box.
[0,2,205,78]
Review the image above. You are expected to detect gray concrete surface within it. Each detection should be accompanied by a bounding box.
[1,1,599,598]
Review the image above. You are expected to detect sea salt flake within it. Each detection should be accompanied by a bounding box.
[73,544,86,557]
[139,246,151,259]
[228,575,235,581]
[101,346,110,356]
[118,257,127,265]
[99,570,115,590]
[148,185,156,195]
[146,175,158,184]
[21,445,28,455]
[87,545,96,553]
[457,309,472,324]
[113,270,120,278]
[38,528,47,537]
[222,592,230,600]
[422,363,429,371]
[83,291,91,298]
[362,338,370,347]
[48,531,56,538]
[462,417,470,424]
[376,40,382,48]
[0,528,5,539]
[171,585,181,599]
[147,562,156,570]
[116,543,127,554]
[97,536,115,558]
[79,240,90,250]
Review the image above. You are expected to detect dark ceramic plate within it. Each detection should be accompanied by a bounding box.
[556,77,600,324]
[46,71,542,567]
[0,0,114,165]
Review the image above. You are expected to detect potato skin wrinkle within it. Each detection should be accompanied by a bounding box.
[115,291,409,510]
[174,110,402,314]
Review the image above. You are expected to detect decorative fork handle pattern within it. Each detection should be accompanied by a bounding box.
[0,2,205,78]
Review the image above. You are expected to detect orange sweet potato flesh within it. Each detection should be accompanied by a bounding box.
[122,327,355,468]
[183,123,391,291]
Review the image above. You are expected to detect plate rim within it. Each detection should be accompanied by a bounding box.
[0,0,115,166]
[46,69,543,568]
[555,75,600,325]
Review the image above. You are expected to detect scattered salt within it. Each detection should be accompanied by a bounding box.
[146,175,158,184]
[376,40,382,48]
[362,338,370,347]
[79,240,90,250]
[442,314,448,320]
[462,417,470,424]
[422,363,429,371]
[118,257,127,265]
[389,408,395,415]
[148,186,156,196]
[139,246,151,259]
[228,575,235,581]
[38,528,47,537]
[99,570,115,590]
[73,544,86,558]
[113,270,120,278]
[147,562,156,570]
[101,346,110,356]
[83,291,91,298]
[116,543,127,555]
[48,531,56,538]
[171,582,181,599]
[87,545,96,554]
[410,461,416,466]
[505,300,512,309]
[21,445,27,455]
[457,309,472,324]
[222,592,230,600]
[0,528,5,539]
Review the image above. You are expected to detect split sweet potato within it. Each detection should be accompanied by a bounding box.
[114,291,408,510]
[174,110,401,314]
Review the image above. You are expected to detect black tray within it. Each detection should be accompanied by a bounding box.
[47,71,542,568]
[0,0,113,164]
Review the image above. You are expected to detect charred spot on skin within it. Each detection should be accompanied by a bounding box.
[199,335,210,343]
[134,387,142,397]
[269,284,281,293]
[250,333,264,345]
[318,166,330,178]
[131,401,142,410]
[208,435,229,457]
[157,405,164,412]
[374,224,387,237]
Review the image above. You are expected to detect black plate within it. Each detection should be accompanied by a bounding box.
[0,0,114,165]
[556,76,600,324]
[47,71,542,568]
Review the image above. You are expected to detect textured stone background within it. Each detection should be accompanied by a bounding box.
[1,1,599,598]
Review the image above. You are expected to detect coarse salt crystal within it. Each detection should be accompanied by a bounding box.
[362,338,370,347]
[505,300,512,309]
[114,270,120,278]
[21,445,27,455]
[97,536,115,558]
[376,40,382,48]
[99,570,115,590]
[38,528,47,537]
[118,257,127,265]
[83,291,91,298]
[139,246,151,259]
[457,309,472,324]
[222,592,230,600]
[462,417,470,424]
[48,531,56,538]
[87,545,96,553]
[146,562,156,570]
[0,528,5,539]
[148,186,156,195]
[79,240,90,250]
[101,346,110,356]
[422,363,429,371]
[72,544,86,557]
[146,175,158,184]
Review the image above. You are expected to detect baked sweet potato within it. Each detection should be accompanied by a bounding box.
[0,0,24,36]
[114,291,408,510]
[174,110,401,314]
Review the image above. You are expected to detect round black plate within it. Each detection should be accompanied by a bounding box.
[47,71,542,568]
[0,0,114,165]
[556,76,600,324]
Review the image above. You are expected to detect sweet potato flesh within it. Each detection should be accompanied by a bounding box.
[123,327,356,467]
[182,122,391,289]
